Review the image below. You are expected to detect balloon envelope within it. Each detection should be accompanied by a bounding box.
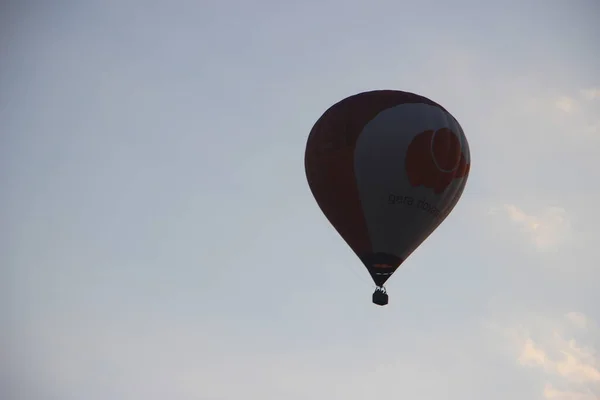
[305,90,470,287]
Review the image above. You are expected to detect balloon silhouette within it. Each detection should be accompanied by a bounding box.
[305,90,471,306]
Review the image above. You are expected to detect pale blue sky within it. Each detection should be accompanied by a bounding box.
[2,1,599,399]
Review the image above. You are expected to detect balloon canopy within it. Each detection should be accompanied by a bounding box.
[304,90,471,305]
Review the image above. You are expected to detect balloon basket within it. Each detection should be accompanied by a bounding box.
[372,287,389,306]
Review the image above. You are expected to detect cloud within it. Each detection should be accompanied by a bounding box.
[503,312,600,400]
[502,204,572,251]
[544,383,597,400]
[580,88,600,101]
[555,96,578,114]
[548,90,600,139]
[519,337,550,367]
[514,89,599,142]
[519,337,600,384]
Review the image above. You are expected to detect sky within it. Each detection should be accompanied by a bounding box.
[1,1,599,399]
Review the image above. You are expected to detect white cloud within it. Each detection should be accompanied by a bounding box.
[514,90,598,142]
[500,312,600,400]
[555,96,578,114]
[580,88,600,101]
[544,383,597,400]
[519,337,550,368]
[502,204,572,251]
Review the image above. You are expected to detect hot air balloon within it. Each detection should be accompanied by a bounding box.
[304,90,470,306]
